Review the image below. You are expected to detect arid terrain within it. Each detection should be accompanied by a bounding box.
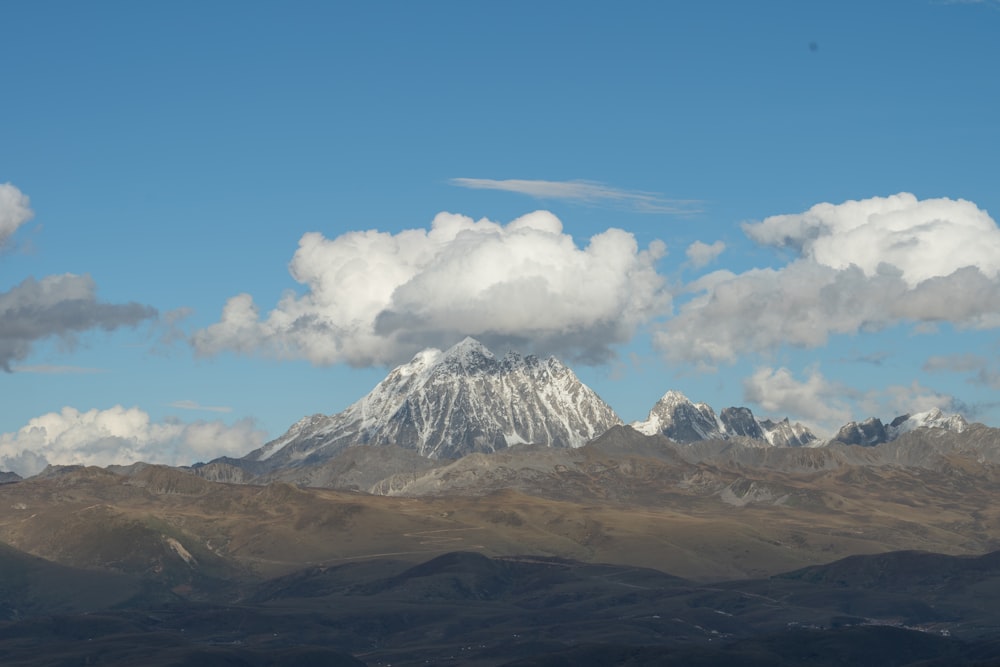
[2,425,1000,665]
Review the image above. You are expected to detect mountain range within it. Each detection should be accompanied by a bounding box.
[3,338,1000,665]
[190,338,974,491]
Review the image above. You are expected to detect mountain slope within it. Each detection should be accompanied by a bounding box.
[242,337,622,468]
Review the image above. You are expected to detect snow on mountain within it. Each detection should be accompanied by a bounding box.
[758,418,818,448]
[239,337,971,480]
[243,337,622,468]
[632,391,817,447]
[888,409,968,438]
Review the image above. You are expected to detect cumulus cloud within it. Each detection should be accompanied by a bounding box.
[0,183,34,247]
[0,406,265,477]
[194,210,670,366]
[743,193,1000,286]
[657,194,1000,365]
[685,240,725,268]
[742,366,853,433]
[450,178,701,214]
[0,274,157,371]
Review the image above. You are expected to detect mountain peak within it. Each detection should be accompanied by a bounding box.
[245,340,622,465]
[442,337,495,362]
[658,390,692,406]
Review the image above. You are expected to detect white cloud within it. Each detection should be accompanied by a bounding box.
[742,366,963,435]
[863,381,957,420]
[685,240,725,268]
[194,210,670,366]
[657,194,1000,365]
[743,193,1000,287]
[742,366,853,434]
[450,178,701,214]
[0,182,34,246]
[0,406,265,477]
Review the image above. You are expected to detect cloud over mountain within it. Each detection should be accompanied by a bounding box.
[194,210,670,366]
[0,406,265,477]
[656,193,1000,365]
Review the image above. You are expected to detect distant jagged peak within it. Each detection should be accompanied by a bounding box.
[833,416,888,447]
[887,408,968,438]
[633,390,817,447]
[830,408,969,447]
[632,390,723,442]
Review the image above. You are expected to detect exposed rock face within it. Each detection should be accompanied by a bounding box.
[834,417,889,447]
[720,407,766,440]
[759,418,818,448]
[240,338,622,470]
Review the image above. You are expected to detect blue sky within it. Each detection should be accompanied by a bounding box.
[2,0,999,474]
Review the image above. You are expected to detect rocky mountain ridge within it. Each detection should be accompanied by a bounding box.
[226,338,977,482]
[832,409,969,446]
[631,389,818,447]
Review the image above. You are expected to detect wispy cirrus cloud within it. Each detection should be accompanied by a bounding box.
[450,178,701,214]
[923,353,986,373]
[13,364,108,374]
[924,353,1000,390]
[168,399,233,414]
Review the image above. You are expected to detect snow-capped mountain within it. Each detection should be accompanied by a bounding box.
[833,408,969,447]
[243,337,622,468]
[631,390,817,447]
